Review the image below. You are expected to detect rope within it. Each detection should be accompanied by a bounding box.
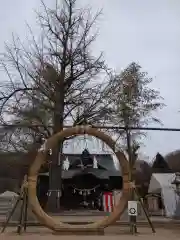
[71,184,100,193]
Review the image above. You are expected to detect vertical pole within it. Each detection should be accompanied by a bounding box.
[17,191,25,235]
[47,147,63,213]
[57,149,63,209]
[126,126,137,234]
[23,190,28,232]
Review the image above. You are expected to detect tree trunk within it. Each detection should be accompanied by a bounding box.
[126,128,137,234]
[47,88,65,213]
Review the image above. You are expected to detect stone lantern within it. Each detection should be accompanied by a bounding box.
[171,172,180,196]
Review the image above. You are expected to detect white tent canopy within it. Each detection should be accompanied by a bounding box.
[149,173,176,193]
[148,173,180,218]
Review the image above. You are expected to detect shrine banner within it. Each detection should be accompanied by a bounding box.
[103,192,114,212]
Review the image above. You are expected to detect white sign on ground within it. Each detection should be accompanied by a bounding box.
[128,201,138,216]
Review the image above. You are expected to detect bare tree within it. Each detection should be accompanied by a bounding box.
[107,62,164,152]
[106,62,165,219]
[0,1,114,153]
[0,0,114,211]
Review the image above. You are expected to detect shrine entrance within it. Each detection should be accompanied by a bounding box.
[37,156,123,212]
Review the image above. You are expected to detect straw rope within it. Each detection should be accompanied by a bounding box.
[27,125,130,232]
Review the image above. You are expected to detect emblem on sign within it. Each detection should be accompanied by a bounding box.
[128,200,138,216]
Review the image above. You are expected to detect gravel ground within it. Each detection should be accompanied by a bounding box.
[1,226,180,240]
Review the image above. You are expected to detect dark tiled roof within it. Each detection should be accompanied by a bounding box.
[152,153,172,173]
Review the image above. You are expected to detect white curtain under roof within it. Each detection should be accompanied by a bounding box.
[62,135,121,171]
[63,135,111,154]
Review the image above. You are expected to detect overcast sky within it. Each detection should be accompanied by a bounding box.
[0,0,180,161]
